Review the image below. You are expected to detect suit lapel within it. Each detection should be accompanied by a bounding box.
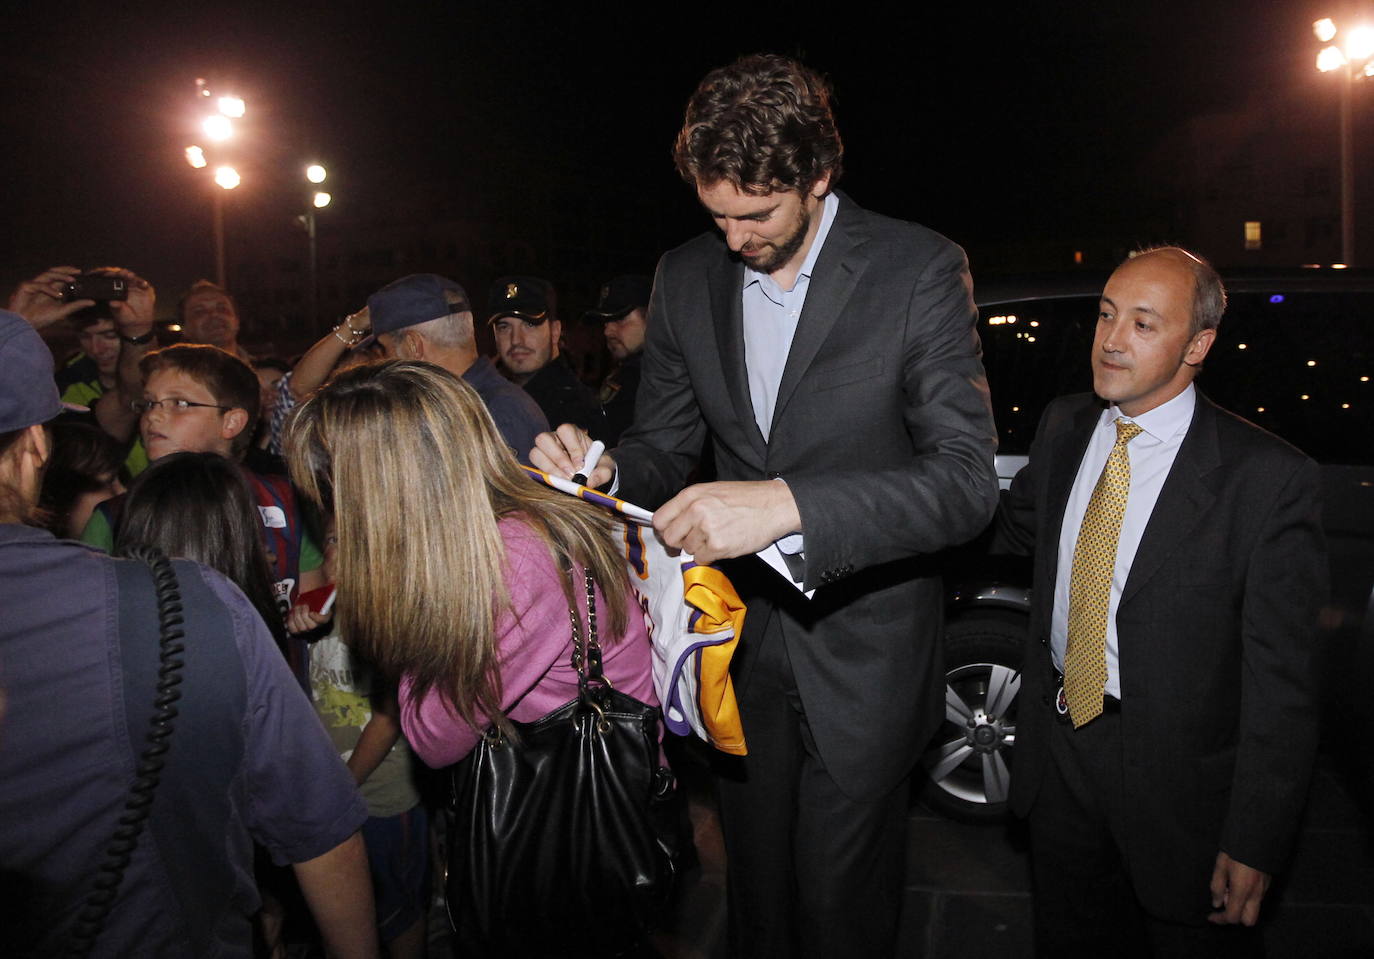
[709,253,768,459]
[770,197,869,432]
[1121,396,1221,604]
[1042,400,1102,593]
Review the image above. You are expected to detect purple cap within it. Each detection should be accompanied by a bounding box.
[0,310,62,432]
[366,274,472,340]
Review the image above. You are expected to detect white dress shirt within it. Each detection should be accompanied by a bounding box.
[742,192,838,559]
[741,191,839,441]
[1050,384,1196,698]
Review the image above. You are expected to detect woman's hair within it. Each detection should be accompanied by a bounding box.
[37,420,127,537]
[115,451,286,650]
[285,359,630,733]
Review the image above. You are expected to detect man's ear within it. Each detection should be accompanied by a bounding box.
[221,408,250,442]
[1184,328,1216,368]
[29,422,51,467]
[809,171,832,199]
[0,424,52,509]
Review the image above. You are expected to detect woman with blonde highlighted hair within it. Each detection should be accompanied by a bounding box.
[284,359,657,766]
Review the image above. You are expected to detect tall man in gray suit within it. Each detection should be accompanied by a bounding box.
[534,54,997,956]
[997,248,1325,956]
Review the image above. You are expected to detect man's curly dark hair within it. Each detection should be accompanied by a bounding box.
[673,53,844,196]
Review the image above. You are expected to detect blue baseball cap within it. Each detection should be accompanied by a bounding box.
[366,274,472,341]
[0,310,62,432]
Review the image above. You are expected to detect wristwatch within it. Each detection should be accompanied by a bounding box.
[118,329,155,346]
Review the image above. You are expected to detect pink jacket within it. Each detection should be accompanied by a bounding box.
[400,516,658,767]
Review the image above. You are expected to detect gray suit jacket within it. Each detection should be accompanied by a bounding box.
[614,194,999,798]
[998,391,1326,920]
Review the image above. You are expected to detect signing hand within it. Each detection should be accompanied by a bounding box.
[7,265,92,330]
[1208,851,1271,926]
[530,423,615,488]
[654,480,802,565]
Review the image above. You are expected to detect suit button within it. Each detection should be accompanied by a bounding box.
[766,471,782,479]
[1039,637,1048,647]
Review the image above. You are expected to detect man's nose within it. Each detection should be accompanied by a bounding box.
[723,220,751,251]
[1100,320,1125,352]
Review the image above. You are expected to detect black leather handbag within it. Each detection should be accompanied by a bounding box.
[445,568,678,958]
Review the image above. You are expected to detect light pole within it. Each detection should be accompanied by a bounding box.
[1314,18,1374,266]
[301,164,332,326]
[185,80,245,286]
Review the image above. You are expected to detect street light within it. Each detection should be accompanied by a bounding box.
[1314,16,1374,266]
[300,164,331,325]
[217,96,246,118]
[185,80,247,286]
[202,114,233,140]
[213,165,241,190]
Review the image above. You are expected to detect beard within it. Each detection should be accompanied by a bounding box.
[738,205,812,274]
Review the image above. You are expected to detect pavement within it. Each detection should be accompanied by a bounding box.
[654,750,1374,958]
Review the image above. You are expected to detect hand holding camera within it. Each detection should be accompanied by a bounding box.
[8,265,93,331]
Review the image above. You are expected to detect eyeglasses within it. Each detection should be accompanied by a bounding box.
[131,398,232,415]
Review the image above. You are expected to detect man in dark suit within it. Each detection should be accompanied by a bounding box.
[997,247,1325,956]
[533,54,998,957]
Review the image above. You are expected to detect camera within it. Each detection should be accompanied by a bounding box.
[63,274,129,303]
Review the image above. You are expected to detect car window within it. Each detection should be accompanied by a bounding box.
[978,289,1374,465]
[978,297,1095,456]
[1205,291,1373,465]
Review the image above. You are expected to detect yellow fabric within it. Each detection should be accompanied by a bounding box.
[682,565,748,755]
[1065,418,1143,727]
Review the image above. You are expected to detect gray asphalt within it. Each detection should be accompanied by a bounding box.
[656,753,1374,958]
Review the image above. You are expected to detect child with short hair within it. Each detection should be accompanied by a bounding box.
[81,344,325,684]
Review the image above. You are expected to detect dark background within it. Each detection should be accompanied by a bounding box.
[0,0,1363,340]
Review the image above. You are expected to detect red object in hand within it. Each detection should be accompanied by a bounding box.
[298,584,337,616]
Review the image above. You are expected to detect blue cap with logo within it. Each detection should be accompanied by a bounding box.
[0,310,62,432]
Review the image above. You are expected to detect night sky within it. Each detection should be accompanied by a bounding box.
[0,0,1344,302]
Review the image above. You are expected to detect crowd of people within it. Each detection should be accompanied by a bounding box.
[1,51,1325,959]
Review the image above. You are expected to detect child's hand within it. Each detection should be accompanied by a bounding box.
[287,602,331,635]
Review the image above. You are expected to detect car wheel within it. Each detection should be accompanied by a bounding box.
[919,609,1027,823]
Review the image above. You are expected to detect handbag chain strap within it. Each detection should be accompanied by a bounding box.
[568,568,612,729]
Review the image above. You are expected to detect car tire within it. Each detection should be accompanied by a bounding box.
[918,608,1027,823]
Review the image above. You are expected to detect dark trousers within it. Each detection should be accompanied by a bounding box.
[1028,703,1262,959]
[714,609,908,959]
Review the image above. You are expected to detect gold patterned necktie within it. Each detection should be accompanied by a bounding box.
[1064,417,1143,727]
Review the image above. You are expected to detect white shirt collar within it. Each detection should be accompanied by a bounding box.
[744,192,839,294]
[1107,383,1196,442]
